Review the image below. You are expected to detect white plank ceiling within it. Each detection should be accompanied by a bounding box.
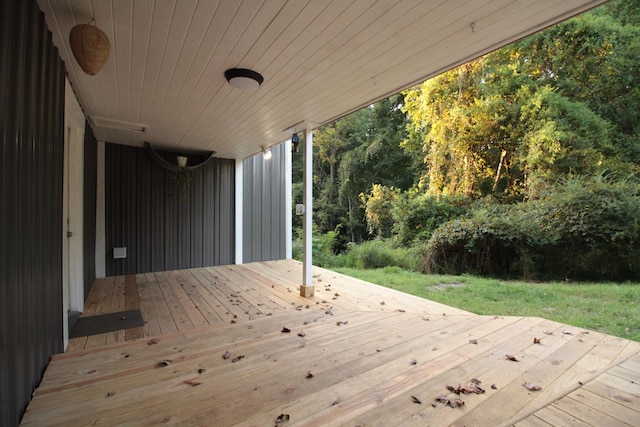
[38,0,608,160]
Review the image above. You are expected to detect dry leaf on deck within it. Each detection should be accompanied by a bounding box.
[275,413,290,425]
[281,327,291,333]
[184,380,201,387]
[222,351,231,360]
[231,355,245,363]
[533,337,541,344]
[158,359,173,367]
[147,338,159,345]
[523,382,542,391]
[505,354,519,362]
[410,395,422,404]
[306,371,314,379]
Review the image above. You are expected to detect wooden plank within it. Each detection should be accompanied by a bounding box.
[136,273,162,337]
[106,275,127,345]
[550,395,632,427]
[514,415,554,427]
[171,269,224,325]
[164,270,208,328]
[532,405,592,426]
[148,272,180,335]
[557,389,639,427]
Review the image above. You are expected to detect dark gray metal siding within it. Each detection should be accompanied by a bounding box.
[83,122,97,298]
[243,143,287,262]
[104,143,235,275]
[0,0,66,425]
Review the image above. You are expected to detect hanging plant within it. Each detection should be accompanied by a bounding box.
[172,166,191,202]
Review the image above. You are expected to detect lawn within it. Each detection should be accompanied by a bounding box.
[333,266,640,342]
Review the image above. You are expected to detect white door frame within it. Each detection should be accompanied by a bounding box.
[62,79,86,349]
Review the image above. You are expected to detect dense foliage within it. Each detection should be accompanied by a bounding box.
[294,0,640,280]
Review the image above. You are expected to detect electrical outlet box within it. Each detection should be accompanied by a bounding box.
[113,247,127,259]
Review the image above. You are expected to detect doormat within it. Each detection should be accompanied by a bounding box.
[70,309,144,338]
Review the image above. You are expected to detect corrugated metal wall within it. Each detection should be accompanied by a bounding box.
[243,143,287,262]
[0,0,66,425]
[104,143,235,275]
[83,122,97,298]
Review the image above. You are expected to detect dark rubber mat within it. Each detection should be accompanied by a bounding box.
[69,310,144,338]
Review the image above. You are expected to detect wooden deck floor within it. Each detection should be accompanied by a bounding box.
[22,260,640,426]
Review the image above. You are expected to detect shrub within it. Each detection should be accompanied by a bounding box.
[425,176,640,280]
[339,239,424,272]
[391,192,471,245]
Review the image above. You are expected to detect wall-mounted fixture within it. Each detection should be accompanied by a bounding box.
[224,68,264,90]
[291,133,300,153]
[69,19,110,75]
[261,145,272,160]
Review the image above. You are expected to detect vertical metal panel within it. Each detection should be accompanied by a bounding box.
[104,144,235,275]
[83,121,97,298]
[242,143,287,262]
[0,0,65,424]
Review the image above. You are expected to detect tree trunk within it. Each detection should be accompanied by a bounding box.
[493,150,508,192]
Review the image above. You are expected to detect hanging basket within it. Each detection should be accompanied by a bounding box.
[69,22,110,75]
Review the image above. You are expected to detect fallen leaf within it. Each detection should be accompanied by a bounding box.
[422,316,430,321]
[147,338,159,345]
[397,308,406,312]
[410,360,418,366]
[533,337,541,344]
[505,354,519,362]
[435,395,465,408]
[275,413,290,425]
[184,380,201,387]
[336,320,348,326]
[106,392,115,397]
[380,301,385,305]
[543,330,554,335]
[197,368,206,374]
[446,383,485,394]
[222,351,231,360]
[410,395,422,404]
[281,327,291,333]
[306,371,314,379]
[231,355,245,363]
[562,330,573,335]
[298,331,306,337]
[491,384,497,390]
[158,360,173,367]
[523,382,542,391]
[469,339,478,345]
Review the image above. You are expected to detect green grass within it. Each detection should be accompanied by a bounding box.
[333,266,640,342]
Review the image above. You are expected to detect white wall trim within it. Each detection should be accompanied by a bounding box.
[235,158,244,264]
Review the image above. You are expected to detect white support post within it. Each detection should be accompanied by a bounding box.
[235,158,244,264]
[285,138,293,259]
[301,128,314,297]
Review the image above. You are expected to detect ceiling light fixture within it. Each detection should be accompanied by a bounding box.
[225,68,264,90]
[261,145,272,160]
